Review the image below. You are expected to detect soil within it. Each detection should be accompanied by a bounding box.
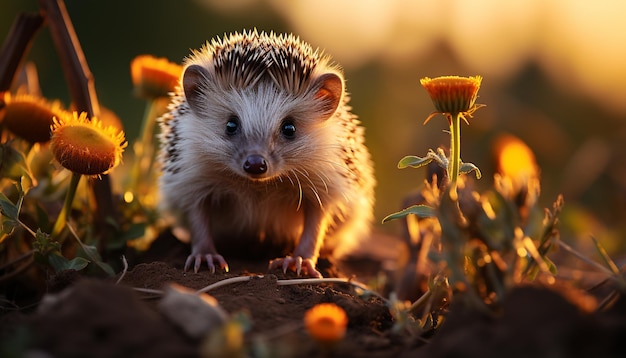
[2,231,626,357]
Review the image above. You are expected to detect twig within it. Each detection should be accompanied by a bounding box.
[556,239,617,278]
[196,276,256,294]
[408,289,432,315]
[37,0,99,116]
[0,12,44,91]
[115,255,129,285]
[38,0,118,250]
[133,287,165,296]
[596,289,620,312]
[128,274,384,305]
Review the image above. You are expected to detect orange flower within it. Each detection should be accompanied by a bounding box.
[0,92,64,143]
[50,112,127,176]
[304,303,348,344]
[420,75,483,123]
[70,103,124,132]
[131,55,182,99]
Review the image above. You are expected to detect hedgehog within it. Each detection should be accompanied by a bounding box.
[158,29,375,277]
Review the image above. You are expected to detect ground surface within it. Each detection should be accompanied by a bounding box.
[2,232,626,357]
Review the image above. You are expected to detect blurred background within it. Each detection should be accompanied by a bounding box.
[2,0,626,253]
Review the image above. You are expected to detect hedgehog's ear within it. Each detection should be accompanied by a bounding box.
[313,73,343,120]
[183,64,210,114]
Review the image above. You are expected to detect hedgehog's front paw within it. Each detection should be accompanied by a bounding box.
[184,253,229,274]
[268,256,322,278]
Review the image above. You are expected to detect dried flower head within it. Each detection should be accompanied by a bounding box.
[0,92,64,143]
[420,75,483,123]
[304,303,348,344]
[131,55,182,99]
[50,112,127,176]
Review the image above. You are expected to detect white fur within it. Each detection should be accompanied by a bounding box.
[158,31,374,265]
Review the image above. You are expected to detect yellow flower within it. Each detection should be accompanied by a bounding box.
[420,75,483,123]
[70,103,124,132]
[0,92,64,143]
[131,55,182,99]
[304,303,348,344]
[50,112,127,176]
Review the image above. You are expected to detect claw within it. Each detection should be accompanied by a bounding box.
[206,255,215,274]
[294,256,303,276]
[301,259,321,278]
[269,256,322,278]
[184,255,194,272]
[280,255,293,273]
[184,253,229,274]
[215,254,229,273]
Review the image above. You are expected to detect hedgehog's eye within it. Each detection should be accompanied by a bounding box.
[226,115,239,136]
[281,119,296,139]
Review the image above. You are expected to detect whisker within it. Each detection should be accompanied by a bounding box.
[290,169,303,211]
[314,171,329,193]
[294,168,323,209]
[284,172,295,186]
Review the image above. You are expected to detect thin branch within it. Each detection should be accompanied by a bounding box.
[556,239,616,278]
[38,0,118,249]
[37,0,99,116]
[115,255,129,285]
[0,12,44,91]
[196,276,255,294]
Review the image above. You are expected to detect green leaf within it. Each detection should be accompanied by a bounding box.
[108,222,145,250]
[543,256,558,275]
[1,216,17,239]
[0,193,19,240]
[65,257,90,271]
[47,253,68,272]
[527,264,539,281]
[0,192,19,220]
[460,162,482,179]
[77,242,115,276]
[0,143,35,184]
[47,253,90,272]
[382,204,436,223]
[397,155,432,169]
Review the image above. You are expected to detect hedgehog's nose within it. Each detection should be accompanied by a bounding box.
[244,154,268,175]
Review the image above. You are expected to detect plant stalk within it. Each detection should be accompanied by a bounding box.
[0,12,43,91]
[51,172,81,240]
[447,112,462,198]
[128,99,160,198]
[39,0,119,250]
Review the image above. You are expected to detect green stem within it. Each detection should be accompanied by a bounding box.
[448,112,461,197]
[51,172,81,240]
[127,99,159,197]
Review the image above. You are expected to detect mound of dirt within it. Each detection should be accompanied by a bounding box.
[2,232,626,357]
